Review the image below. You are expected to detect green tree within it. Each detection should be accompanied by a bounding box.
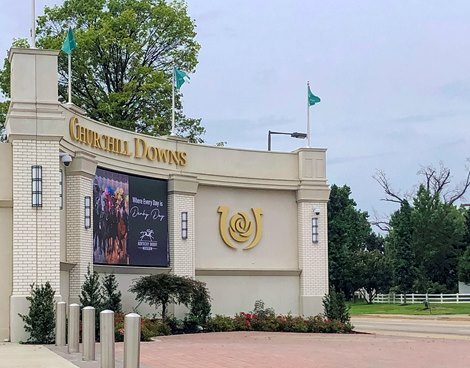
[0,0,204,142]
[80,265,103,309]
[101,273,122,313]
[376,164,470,294]
[387,201,415,302]
[130,273,210,320]
[357,248,392,304]
[19,282,56,344]
[322,288,350,324]
[411,186,466,292]
[458,246,470,284]
[130,273,192,319]
[328,184,372,299]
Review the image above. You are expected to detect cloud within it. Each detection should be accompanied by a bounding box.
[392,110,464,124]
[440,81,470,100]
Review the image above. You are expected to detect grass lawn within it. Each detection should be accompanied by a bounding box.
[349,301,470,315]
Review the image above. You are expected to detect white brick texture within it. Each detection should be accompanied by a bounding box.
[66,174,93,300]
[12,139,61,295]
[168,193,195,278]
[298,201,329,297]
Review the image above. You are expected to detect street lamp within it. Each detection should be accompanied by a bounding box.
[267,130,307,151]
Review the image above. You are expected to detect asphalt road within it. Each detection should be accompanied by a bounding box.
[352,315,470,339]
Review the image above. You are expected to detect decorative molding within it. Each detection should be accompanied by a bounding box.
[195,268,301,277]
[60,262,76,272]
[94,264,171,275]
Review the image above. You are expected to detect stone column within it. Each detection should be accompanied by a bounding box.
[168,174,198,318]
[7,48,64,342]
[296,149,330,316]
[66,151,97,304]
[168,174,198,278]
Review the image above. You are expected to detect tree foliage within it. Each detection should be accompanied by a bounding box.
[101,273,122,313]
[80,265,103,309]
[458,246,470,284]
[328,184,373,299]
[357,247,392,303]
[19,282,56,344]
[376,164,470,294]
[386,201,415,299]
[129,273,211,320]
[322,289,350,324]
[0,0,204,142]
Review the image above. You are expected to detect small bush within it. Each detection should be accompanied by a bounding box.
[206,315,236,332]
[323,289,351,324]
[276,314,308,333]
[101,273,122,313]
[19,282,56,344]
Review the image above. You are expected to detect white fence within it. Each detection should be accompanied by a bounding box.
[375,293,470,304]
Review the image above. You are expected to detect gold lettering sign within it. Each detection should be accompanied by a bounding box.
[218,206,263,250]
[69,117,187,166]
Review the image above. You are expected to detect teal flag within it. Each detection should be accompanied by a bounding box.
[308,85,321,106]
[174,67,189,89]
[61,27,77,55]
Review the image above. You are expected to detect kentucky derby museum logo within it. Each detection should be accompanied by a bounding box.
[217,206,263,250]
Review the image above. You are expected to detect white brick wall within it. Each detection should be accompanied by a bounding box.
[298,201,329,297]
[66,175,93,300]
[168,193,195,278]
[12,140,60,295]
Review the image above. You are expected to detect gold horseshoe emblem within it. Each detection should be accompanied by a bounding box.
[218,206,263,250]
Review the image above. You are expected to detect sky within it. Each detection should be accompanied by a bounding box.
[1,0,470,223]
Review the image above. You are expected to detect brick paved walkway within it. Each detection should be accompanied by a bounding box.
[116,332,470,368]
[50,331,470,368]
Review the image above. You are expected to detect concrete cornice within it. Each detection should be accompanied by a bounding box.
[168,174,199,195]
[65,151,98,179]
[8,48,59,62]
[8,134,63,142]
[195,268,301,276]
[94,264,171,275]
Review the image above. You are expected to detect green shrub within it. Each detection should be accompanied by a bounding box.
[80,265,103,339]
[276,314,308,333]
[101,273,122,313]
[129,274,211,321]
[322,289,351,323]
[205,315,235,332]
[188,279,211,325]
[19,282,56,344]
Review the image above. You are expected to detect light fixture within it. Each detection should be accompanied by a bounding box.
[84,196,91,229]
[267,130,308,151]
[312,217,319,243]
[32,165,42,207]
[59,169,64,209]
[181,212,188,239]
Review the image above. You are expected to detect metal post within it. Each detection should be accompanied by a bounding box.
[55,301,66,346]
[124,313,141,368]
[31,0,36,48]
[68,304,80,353]
[268,131,272,151]
[82,307,96,361]
[100,310,115,368]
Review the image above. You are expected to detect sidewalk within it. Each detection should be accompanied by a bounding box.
[0,343,76,368]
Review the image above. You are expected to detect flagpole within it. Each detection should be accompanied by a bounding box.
[171,67,175,136]
[31,0,36,48]
[307,81,311,147]
[68,53,72,103]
